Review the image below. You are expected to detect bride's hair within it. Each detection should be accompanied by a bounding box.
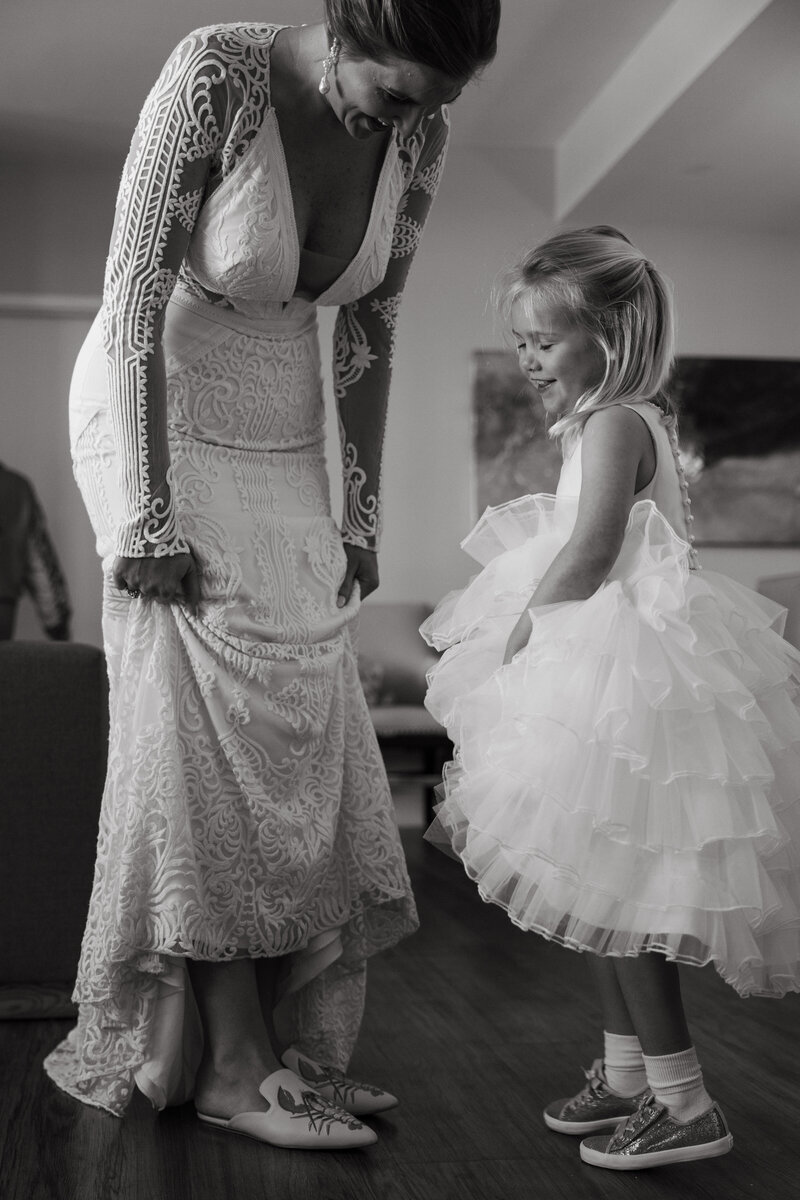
[324,0,501,82]
[497,226,677,445]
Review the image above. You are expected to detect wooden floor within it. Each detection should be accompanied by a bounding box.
[3,829,800,1200]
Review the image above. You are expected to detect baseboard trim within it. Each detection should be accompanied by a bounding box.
[0,293,100,318]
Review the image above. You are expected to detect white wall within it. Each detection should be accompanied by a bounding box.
[0,151,116,295]
[0,310,101,645]
[3,143,799,648]
[349,148,800,603]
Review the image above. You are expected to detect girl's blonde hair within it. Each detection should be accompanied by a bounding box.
[497,226,676,444]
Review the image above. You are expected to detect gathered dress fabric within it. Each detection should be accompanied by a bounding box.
[46,24,450,1115]
[422,402,800,998]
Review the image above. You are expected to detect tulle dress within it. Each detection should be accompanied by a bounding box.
[422,401,800,998]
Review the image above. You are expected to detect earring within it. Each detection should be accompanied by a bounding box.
[319,39,341,95]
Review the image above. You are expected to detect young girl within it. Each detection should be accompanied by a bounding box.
[421,227,800,1170]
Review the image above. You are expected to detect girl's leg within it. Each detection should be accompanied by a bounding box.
[543,955,645,1133]
[588,957,646,1096]
[187,958,282,1119]
[612,954,689,1054]
[613,955,712,1121]
[589,955,636,1035]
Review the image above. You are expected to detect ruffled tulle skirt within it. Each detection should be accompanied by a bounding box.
[422,494,800,997]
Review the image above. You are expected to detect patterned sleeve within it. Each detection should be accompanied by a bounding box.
[333,109,450,551]
[102,29,232,558]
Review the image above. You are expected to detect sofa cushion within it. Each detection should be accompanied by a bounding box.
[0,641,108,996]
[757,574,800,649]
[356,602,439,705]
[369,704,448,738]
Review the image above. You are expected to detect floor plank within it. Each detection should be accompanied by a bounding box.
[3,830,799,1200]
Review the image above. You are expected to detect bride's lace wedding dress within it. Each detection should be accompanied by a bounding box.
[46,23,448,1115]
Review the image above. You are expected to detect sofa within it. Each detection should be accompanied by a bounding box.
[355,601,452,820]
[757,572,800,648]
[0,640,108,1016]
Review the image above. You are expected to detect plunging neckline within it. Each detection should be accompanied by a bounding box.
[265,107,398,304]
[200,24,399,306]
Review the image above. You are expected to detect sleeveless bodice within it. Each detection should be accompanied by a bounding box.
[556,401,691,542]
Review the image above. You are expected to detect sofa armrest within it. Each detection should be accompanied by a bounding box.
[757,573,800,649]
[0,641,108,989]
[356,602,439,705]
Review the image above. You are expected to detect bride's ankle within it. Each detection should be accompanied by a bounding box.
[198,1043,281,1087]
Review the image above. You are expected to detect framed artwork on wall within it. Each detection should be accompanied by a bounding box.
[472,351,800,545]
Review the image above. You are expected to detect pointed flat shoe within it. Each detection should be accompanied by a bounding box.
[196,1067,378,1149]
[281,1047,399,1116]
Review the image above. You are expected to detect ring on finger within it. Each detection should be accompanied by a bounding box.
[126,587,141,598]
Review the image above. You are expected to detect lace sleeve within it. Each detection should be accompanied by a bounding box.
[103,30,232,558]
[333,108,450,551]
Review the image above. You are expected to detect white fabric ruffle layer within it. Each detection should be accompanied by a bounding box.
[422,495,800,998]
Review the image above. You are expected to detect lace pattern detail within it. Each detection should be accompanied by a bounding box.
[174,188,205,232]
[104,23,448,560]
[370,295,401,331]
[279,961,367,1070]
[411,143,449,197]
[103,24,281,557]
[333,111,450,549]
[340,439,381,549]
[54,304,419,1113]
[332,304,378,400]
[183,111,296,314]
[55,26,448,1113]
[390,204,426,259]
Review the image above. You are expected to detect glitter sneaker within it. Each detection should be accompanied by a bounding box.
[580,1093,733,1169]
[543,1059,647,1135]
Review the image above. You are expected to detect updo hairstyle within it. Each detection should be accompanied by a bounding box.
[323,0,501,82]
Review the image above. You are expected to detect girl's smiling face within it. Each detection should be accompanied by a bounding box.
[511,299,606,417]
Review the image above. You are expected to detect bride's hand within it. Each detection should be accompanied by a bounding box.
[112,552,201,616]
[337,544,379,607]
[502,610,532,665]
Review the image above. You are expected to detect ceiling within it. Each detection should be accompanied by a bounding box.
[2,0,798,235]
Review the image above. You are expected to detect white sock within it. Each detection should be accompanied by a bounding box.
[603,1031,647,1097]
[642,1046,713,1122]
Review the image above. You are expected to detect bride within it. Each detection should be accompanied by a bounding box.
[45,0,500,1151]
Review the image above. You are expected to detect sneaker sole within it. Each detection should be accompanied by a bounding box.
[580,1133,733,1170]
[544,1110,629,1135]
